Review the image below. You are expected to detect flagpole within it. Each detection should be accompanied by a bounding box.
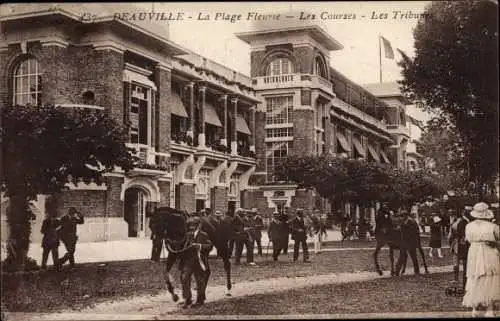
[378,34,382,84]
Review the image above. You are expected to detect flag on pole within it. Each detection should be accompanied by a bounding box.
[397,48,410,61]
[380,36,394,59]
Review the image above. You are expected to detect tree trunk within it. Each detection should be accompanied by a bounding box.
[3,195,34,272]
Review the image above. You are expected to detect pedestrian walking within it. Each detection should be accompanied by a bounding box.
[449,206,472,287]
[311,209,327,254]
[268,211,289,261]
[58,207,84,269]
[462,202,500,317]
[40,211,61,271]
[429,215,444,258]
[251,208,264,256]
[235,210,257,266]
[395,210,421,276]
[289,209,310,263]
[375,202,393,236]
[178,216,213,308]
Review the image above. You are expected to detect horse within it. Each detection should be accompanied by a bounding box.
[152,207,234,302]
[373,218,429,276]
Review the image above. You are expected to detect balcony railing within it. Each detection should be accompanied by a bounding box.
[254,73,333,94]
[386,124,410,137]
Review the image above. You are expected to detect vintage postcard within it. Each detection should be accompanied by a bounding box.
[1,1,499,320]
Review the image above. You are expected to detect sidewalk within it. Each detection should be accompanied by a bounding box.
[7,230,344,266]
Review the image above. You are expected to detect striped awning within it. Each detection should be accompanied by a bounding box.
[380,149,391,164]
[171,91,188,118]
[236,114,251,135]
[204,101,222,127]
[367,144,380,162]
[336,132,351,152]
[352,137,365,157]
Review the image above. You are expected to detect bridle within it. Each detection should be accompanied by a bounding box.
[165,232,194,254]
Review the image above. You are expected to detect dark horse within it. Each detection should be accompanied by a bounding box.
[373,219,429,276]
[152,207,234,302]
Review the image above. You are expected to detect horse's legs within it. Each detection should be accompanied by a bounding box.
[418,246,429,274]
[164,253,179,302]
[373,244,383,275]
[222,255,232,296]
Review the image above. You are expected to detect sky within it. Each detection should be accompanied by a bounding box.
[137,1,431,85]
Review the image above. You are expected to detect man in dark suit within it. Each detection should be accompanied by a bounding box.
[58,207,84,269]
[268,211,288,261]
[41,210,62,271]
[449,206,472,287]
[395,210,420,276]
[251,208,264,256]
[235,210,257,266]
[289,209,310,263]
[179,216,213,308]
[376,202,393,235]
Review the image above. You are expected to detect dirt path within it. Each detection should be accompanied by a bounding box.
[20,265,454,320]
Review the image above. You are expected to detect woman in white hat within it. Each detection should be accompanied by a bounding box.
[429,214,444,258]
[462,202,500,317]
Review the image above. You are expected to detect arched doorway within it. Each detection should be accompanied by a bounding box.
[124,186,149,238]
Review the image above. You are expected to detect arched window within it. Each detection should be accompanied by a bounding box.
[266,57,293,76]
[313,56,327,78]
[12,57,42,106]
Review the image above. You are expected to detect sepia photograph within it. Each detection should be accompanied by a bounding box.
[0,1,499,320]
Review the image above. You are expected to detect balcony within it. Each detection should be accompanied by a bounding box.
[331,97,387,132]
[253,73,333,95]
[386,124,410,138]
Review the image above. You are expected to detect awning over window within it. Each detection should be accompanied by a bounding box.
[171,91,188,118]
[367,144,381,162]
[337,132,351,152]
[380,149,391,164]
[236,114,251,135]
[204,101,222,127]
[352,137,365,157]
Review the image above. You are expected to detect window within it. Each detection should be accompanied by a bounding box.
[313,56,326,78]
[266,58,293,76]
[314,101,326,155]
[196,169,210,197]
[130,83,151,145]
[13,57,42,106]
[229,174,240,196]
[266,128,293,138]
[82,91,95,105]
[265,96,293,125]
[266,141,293,182]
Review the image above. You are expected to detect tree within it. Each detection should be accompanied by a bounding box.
[417,116,468,192]
[398,0,499,197]
[276,155,443,220]
[1,104,136,272]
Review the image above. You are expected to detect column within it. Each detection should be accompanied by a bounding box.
[186,82,195,140]
[198,85,206,147]
[346,129,353,158]
[230,97,238,155]
[220,94,228,147]
[249,105,256,153]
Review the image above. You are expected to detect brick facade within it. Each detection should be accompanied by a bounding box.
[211,187,228,213]
[178,183,195,213]
[158,180,170,207]
[291,109,314,156]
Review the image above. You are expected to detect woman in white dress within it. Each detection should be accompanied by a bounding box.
[462,202,500,317]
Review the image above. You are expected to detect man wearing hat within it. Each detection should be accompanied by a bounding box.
[429,214,444,258]
[289,209,310,263]
[235,210,257,266]
[179,216,213,308]
[232,208,248,265]
[395,210,420,276]
[449,206,473,287]
[251,208,264,256]
[268,210,289,261]
[58,207,84,269]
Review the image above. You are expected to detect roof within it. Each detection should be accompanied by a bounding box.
[236,16,343,51]
[362,82,412,105]
[0,3,188,56]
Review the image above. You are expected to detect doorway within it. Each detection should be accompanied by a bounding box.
[196,199,206,213]
[124,187,148,237]
[227,201,236,215]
